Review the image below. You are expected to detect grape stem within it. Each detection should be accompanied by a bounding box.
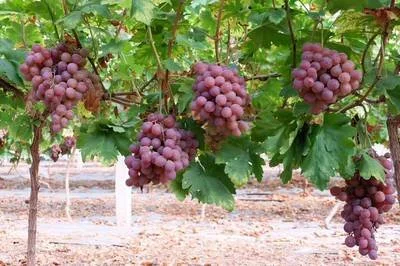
[111,75,156,97]
[44,0,60,42]
[339,18,392,113]
[164,0,185,114]
[225,21,231,64]
[284,0,297,69]
[147,26,163,71]
[214,0,225,63]
[110,97,133,107]
[360,33,379,85]
[244,73,281,81]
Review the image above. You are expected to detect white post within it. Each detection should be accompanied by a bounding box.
[115,156,132,227]
[73,149,83,171]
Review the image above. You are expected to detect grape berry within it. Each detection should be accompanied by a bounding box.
[20,43,101,133]
[292,43,362,114]
[191,62,250,137]
[125,113,198,188]
[330,152,396,260]
[50,136,77,162]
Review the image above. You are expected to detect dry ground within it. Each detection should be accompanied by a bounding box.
[0,161,399,265]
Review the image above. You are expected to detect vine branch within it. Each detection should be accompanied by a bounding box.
[360,33,379,83]
[147,26,163,70]
[340,14,392,113]
[44,0,60,41]
[0,78,25,99]
[111,75,156,97]
[214,0,225,63]
[110,97,132,107]
[163,0,185,113]
[285,0,297,69]
[245,73,281,81]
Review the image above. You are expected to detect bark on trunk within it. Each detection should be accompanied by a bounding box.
[386,115,400,206]
[27,123,43,266]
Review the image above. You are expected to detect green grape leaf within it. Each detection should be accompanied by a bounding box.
[301,113,356,190]
[77,130,120,165]
[61,11,83,29]
[248,24,289,49]
[169,172,189,201]
[357,153,385,182]
[267,8,286,24]
[182,154,235,211]
[131,0,154,25]
[8,114,32,143]
[0,58,24,86]
[327,0,384,12]
[386,85,400,113]
[215,137,251,186]
[249,151,265,182]
[216,136,266,186]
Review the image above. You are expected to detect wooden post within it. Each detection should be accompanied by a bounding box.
[386,116,400,206]
[65,148,75,221]
[115,156,132,227]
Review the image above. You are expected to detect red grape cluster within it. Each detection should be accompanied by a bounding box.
[50,144,62,162]
[292,43,363,114]
[49,136,77,162]
[124,113,198,188]
[330,153,396,260]
[20,43,101,133]
[191,62,250,137]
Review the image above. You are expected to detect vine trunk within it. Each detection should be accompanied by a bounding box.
[27,123,43,266]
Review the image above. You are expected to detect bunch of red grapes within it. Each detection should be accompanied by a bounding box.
[330,152,396,260]
[20,43,102,133]
[191,62,250,137]
[292,43,363,114]
[50,136,77,162]
[125,113,198,188]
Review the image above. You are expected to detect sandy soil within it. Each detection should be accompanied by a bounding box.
[0,162,399,265]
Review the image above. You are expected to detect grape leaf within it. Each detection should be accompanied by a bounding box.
[248,24,289,49]
[61,11,83,29]
[131,0,154,25]
[215,137,251,186]
[0,58,23,86]
[216,136,266,186]
[169,172,189,201]
[182,154,235,211]
[77,131,120,164]
[327,0,384,12]
[249,147,265,182]
[279,123,310,183]
[386,85,400,113]
[301,113,356,190]
[8,114,32,142]
[358,153,385,182]
[267,8,286,24]
[173,79,193,114]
